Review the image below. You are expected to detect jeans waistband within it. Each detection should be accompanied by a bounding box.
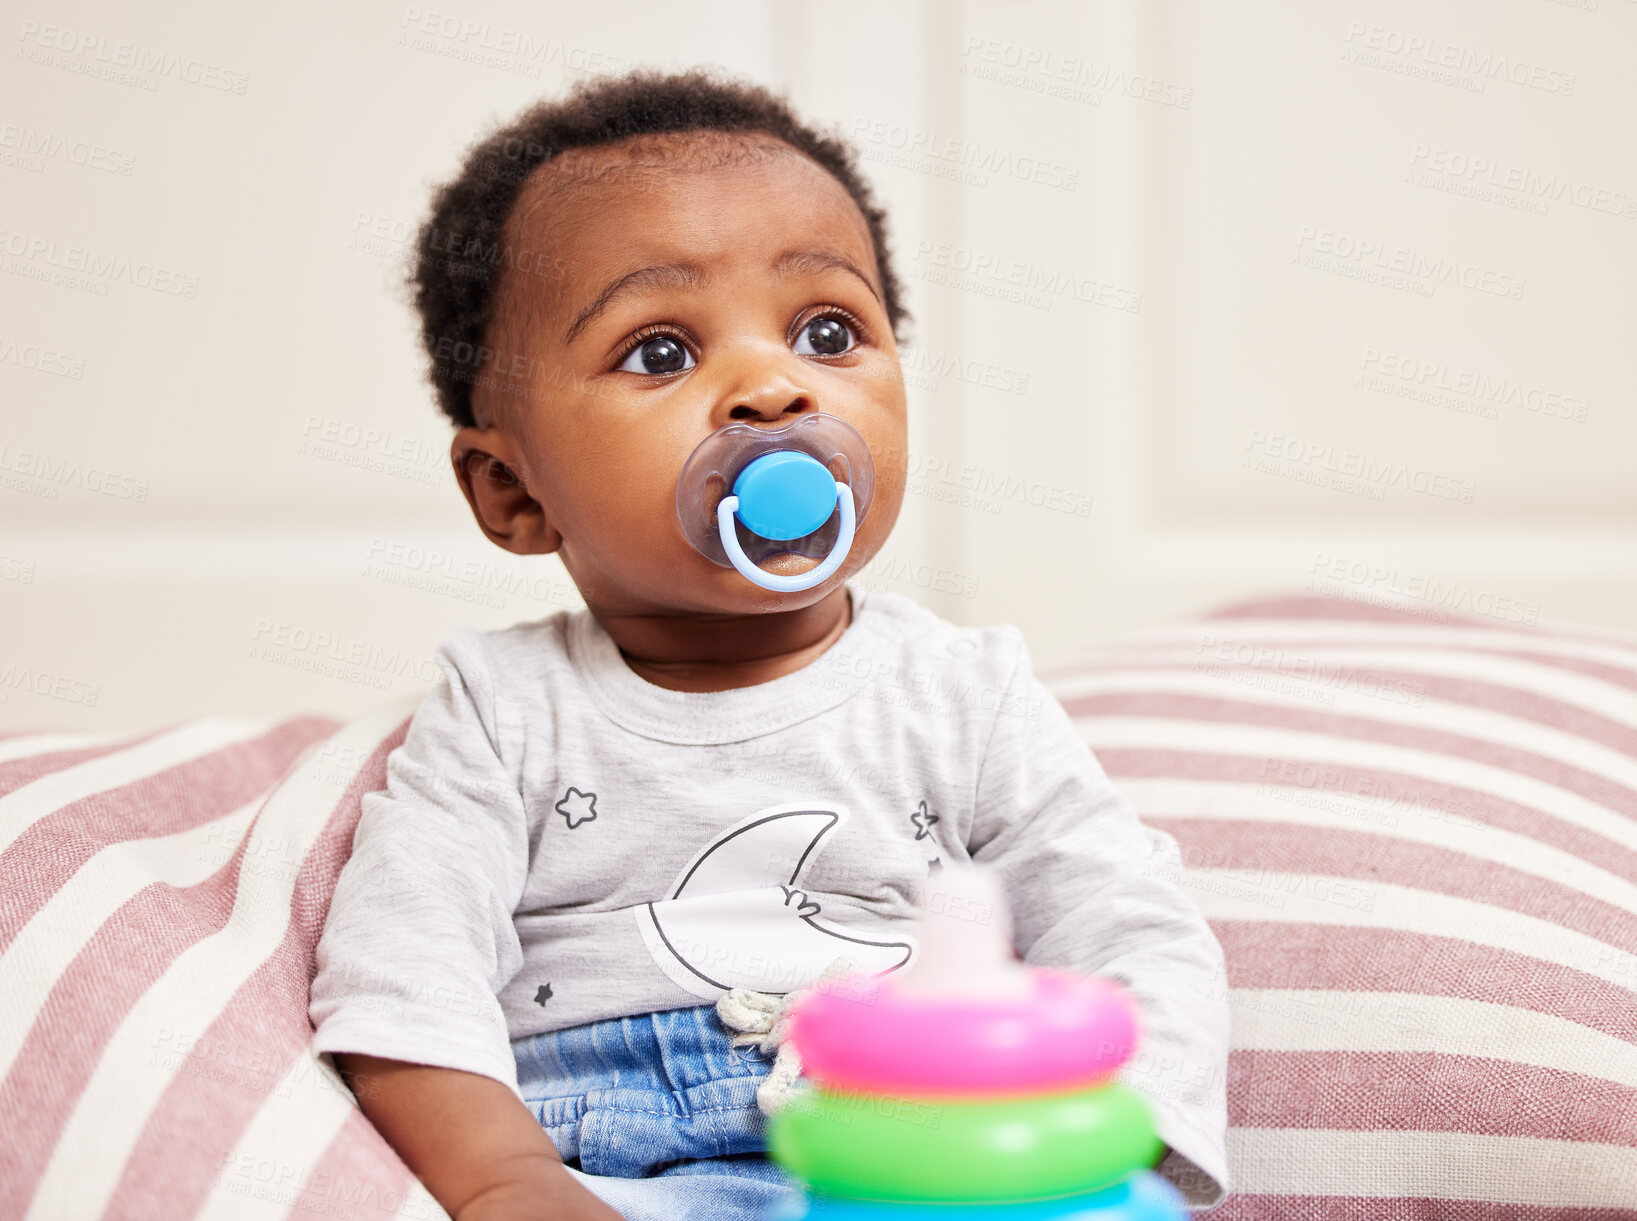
[511,1003,777,1176]
[513,1003,774,1097]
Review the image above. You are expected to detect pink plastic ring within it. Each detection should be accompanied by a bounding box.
[789,967,1140,1097]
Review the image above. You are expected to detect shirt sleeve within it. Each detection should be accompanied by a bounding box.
[309,629,530,1103]
[967,636,1232,1211]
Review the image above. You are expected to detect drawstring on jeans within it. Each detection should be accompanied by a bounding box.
[715,957,864,1116]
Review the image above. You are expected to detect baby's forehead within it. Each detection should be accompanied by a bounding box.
[509,129,809,253]
[498,130,867,322]
[532,129,794,193]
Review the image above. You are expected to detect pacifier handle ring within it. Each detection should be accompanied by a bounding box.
[717,484,855,593]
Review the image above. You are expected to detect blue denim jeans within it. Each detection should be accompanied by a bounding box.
[512,1003,805,1221]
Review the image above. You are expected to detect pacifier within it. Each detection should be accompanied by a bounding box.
[675,413,875,594]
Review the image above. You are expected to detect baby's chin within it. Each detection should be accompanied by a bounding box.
[663,549,847,614]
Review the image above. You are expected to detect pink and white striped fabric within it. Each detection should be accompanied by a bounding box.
[2,593,1634,1219]
[0,697,451,1220]
[1043,594,1637,1218]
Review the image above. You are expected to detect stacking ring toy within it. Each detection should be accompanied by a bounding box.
[766,1080,1161,1203]
[767,864,1184,1221]
[768,1171,1187,1221]
[675,413,875,593]
[790,967,1138,1097]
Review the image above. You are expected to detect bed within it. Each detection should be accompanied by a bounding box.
[2,592,1633,1218]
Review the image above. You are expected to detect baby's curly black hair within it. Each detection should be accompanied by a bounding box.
[407,67,910,431]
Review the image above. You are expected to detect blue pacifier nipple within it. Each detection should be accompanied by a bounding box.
[731,451,839,542]
[676,414,876,594]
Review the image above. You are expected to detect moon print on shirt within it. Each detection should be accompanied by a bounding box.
[636,801,916,1000]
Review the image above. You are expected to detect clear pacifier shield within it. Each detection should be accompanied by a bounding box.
[675,414,875,569]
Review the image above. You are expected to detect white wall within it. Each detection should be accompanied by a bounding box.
[2,1,1632,733]
[937,0,1636,662]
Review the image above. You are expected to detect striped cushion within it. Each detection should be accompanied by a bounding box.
[0,700,449,1220]
[2,594,1632,1219]
[1041,595,1637,1217]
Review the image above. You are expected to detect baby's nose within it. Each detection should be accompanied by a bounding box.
[727,388,814,424]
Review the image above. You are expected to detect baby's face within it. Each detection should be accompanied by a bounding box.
[454,132,907,618]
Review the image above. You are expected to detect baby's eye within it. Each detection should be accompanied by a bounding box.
[619,334,695,375]
[793,315,856,357]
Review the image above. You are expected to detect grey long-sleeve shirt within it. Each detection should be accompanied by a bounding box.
[308,584,1231,1208]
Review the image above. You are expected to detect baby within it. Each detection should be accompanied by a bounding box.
[309,68,1230,1221]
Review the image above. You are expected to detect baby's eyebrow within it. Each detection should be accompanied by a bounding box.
[773,249,882,306]
[562,248,882,346]
[564,262,707,345]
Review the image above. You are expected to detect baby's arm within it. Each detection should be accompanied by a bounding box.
[334,1053,619,1220]
[310,633,604,1218]
[965,636,1231,1208]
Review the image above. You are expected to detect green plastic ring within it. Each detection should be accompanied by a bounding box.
[766,1082,1161,1203]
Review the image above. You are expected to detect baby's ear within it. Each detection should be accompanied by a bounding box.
[449,428,562,556]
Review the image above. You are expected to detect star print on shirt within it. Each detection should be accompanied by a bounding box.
[910,799,940,840]
[554,786,598,828]
[534,983,553,1006]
